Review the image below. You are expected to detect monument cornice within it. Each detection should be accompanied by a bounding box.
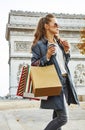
[10,10,85,19]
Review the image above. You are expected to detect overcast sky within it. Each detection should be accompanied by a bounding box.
[0,0,85,96]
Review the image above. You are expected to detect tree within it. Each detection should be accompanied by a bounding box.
[77,28,85,54]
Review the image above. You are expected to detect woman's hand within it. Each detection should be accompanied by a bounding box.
[59,39,70,53]
[46,44,56,60]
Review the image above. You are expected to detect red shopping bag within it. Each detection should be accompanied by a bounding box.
[16,65,28,97]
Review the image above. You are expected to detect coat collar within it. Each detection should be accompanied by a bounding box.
[41,37,48,45]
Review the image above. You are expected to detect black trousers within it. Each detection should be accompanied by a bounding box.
[44,76,69,130]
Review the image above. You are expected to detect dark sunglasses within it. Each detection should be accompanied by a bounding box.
[53,23,59,27]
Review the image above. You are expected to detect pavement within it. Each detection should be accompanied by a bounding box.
[0,100,85,130]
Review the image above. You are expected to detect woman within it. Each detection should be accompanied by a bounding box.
[31,14,79,130]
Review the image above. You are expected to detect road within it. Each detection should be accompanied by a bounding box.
[0,100,85,130]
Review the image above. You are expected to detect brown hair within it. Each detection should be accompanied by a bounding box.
[32,14,56,46]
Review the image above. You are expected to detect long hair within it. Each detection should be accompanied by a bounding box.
[32,14,55,46]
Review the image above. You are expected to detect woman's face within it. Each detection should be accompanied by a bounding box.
[46,18,59,36]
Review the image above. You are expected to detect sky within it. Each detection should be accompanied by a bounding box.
[0,0,85,96]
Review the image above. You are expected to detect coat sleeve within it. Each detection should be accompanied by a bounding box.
[31,44,49,66]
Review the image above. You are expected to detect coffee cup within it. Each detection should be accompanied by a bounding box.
[48,44,56,55]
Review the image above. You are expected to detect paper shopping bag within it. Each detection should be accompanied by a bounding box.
[30,64,62,97]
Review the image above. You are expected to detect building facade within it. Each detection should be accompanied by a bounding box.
[5,10,85,98]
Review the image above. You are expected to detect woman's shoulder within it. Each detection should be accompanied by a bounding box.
[31,40,43,52]
[33,39,47,48]
[37,40,43,45]
[31,40,42,49]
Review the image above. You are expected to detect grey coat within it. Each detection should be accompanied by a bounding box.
[31,37,79,110]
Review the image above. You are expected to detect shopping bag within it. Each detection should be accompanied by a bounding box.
[16,65,48,100]
[30,64,62,97]
[16,65,28,97]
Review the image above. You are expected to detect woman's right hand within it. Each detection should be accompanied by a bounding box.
[46,44,56,60]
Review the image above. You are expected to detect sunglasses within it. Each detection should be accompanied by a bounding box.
[53,23,59,27]
[49,22,59,28]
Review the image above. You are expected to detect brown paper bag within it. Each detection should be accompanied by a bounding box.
[30,65,62,97]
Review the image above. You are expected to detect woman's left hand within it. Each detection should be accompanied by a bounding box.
[59,39,70,53]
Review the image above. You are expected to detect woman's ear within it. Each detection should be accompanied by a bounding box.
[44,23,49,30]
